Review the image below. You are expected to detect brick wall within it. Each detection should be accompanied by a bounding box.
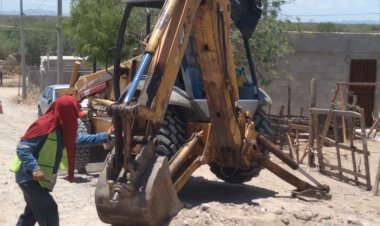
[265,32,380,117]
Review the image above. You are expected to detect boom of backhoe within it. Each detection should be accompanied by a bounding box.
[59,0,331,225]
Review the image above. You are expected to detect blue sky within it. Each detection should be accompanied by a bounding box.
[281,0,380,23]
[0,0,71,14]
[0,0,379,23]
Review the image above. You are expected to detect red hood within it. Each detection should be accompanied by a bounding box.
[22,95,83,182]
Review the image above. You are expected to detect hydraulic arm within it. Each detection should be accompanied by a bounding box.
[82,0,333,225]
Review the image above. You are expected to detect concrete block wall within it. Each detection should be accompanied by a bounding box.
[265,32,380,116]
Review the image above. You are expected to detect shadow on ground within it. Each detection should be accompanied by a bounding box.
[61,172,100,183]
[178,176,276,206]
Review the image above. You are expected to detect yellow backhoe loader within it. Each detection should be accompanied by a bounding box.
[59,0,330,225]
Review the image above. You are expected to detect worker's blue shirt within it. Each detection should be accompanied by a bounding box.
[15,130,109,184]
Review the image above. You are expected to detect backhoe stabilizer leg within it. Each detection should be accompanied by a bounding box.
[254,135,331,200]
[95,155,183,226]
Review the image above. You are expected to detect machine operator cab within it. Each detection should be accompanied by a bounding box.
[117,0,271,119]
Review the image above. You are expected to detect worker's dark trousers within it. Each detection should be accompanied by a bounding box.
[16,181,59,226]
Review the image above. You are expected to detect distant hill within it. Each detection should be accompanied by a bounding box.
[287,21,380,33]
[2,9,377,24]
[336,20,379,25]
[1,9,69,16]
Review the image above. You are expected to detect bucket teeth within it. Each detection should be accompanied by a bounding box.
[95,156,183,226]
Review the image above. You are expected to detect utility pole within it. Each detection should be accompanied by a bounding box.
[57,0,63,84]
[20,0,27,99]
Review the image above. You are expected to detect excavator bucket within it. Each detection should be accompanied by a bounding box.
[95,154,183,226]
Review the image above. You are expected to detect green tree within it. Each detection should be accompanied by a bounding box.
[65,0,292,87]
[0,31,19,60]
[65,0,157,67]
[0,16,65,66]
[25,30,56,66]
[316,22,344,32]
[65,0,127,66]
[232,0,294,86]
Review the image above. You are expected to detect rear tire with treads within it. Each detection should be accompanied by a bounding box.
[209,109,273,183]
[156,108,187,160]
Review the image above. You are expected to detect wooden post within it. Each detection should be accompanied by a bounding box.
[295,129,300,162]
[286,133,295,160]
[373,157,380,196]
[287,85,291,116]
[316,87,339,171]
[359,108,372,191]
[332,112,343,176]
[279,105,284,117]
[309,79,316,167]
[299,143,309,164]
[368,118,380,138]
[339,83,347,143]
[311,112,319,168]
[69,61,81,88]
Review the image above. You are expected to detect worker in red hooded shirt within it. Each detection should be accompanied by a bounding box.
[10,96,112,226]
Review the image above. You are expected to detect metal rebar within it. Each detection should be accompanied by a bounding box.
[297,167,323,187]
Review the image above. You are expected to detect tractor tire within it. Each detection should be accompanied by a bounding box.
[209,109,273,184]
[75,119,91,174]
[156,108,187,160]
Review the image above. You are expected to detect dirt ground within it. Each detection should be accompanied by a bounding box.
[1,86,380,226]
